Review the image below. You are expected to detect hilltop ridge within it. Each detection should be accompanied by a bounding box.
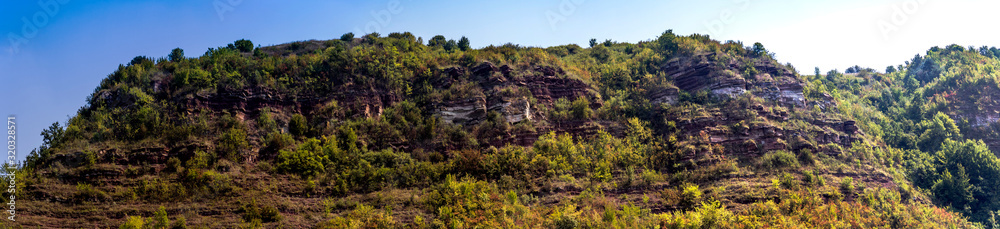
[7,31,993,228]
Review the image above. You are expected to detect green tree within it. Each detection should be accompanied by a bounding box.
[172,68,213,89]
[41,122,64,150]
[917,112,962,152]
[589,38,597,48]
[590,45,610,62]
[428,35,447,47]
[130,56,154,66]
[458,36,470,51]
[814,67,821,77]
[570,97,593,119]
[936,139,1000,220]
[276,138,328,177]
[341,32,355,42]
[656,30,678,55]
[932,166,973,214]
[444,39,457,52]
[168,48,184,62]
[234,39,253,52]
[751,42,767,57]
[363,32,380,42]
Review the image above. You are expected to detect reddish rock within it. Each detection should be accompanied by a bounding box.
[444,66,464,78]
[500,64,513,76]
[471,62,498,76]
[534,66,563,77]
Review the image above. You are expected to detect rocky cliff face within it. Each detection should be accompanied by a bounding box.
[948,87,1000,151]
[170,61,598,150]
[435,62,599,126]
[653,52,859,167]
[660,53,806,107]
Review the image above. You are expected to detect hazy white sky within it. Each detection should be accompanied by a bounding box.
[1,0,998,162]
[739,0,1000,73]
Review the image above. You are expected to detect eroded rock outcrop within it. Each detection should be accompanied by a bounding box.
[438,97,488,124]
[434,63,597,127]
[662,53,807,104]
[650,87,680,105]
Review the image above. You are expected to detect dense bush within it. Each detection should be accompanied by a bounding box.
[217,127,248,160]
[240,199,282,223]
[759,150,799,170]
[171,68,213,89]
[340,32,354,41]
[276,138,328,177]
[288,114,308,137]
[232,39,254,52]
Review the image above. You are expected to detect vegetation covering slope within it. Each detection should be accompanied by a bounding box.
[5,31,997,228]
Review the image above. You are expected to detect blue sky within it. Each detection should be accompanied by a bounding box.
[1,0,998,162]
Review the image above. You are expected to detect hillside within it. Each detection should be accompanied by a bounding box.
[4,31,990,228]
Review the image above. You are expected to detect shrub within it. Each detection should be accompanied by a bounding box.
[152,206,170,229]
[185,150,214,170]
[181,169,234,198]
[679,183,703,210]
[779,173,799,190]
[83,151,97,166]
[74,183,110,203]
[317,204,397,229]
[798,149,816,166]
[289,114,308,137]
[276,138,328,177]
[135,178,188,202]
[218,127,248,160]
[256,110,277,132]
[263,131,295,156]
[171,68,213,89]
[362,149,412,168]
[241,199,283,223]
[363,32,380,41]
[591,45,611,61]
[571,97,594,119]
[166,157,183,173]
[171,216,187,229]
[340,32,354,42]
[802,170,824,187]
[658,201,734,228]
[841,177,855,194]
[120,216,145,229]
[759,150,799,170]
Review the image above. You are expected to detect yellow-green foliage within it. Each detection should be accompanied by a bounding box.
[422,175,542,228]
[119,215,145,229]
[317,204,397,229]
